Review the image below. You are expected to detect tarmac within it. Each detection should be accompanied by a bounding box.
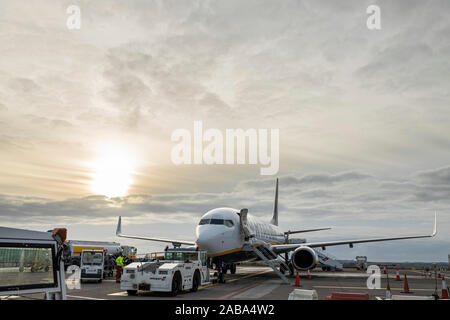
[2,266,446,300]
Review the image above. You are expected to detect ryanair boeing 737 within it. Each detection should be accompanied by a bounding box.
[115,179,437,283]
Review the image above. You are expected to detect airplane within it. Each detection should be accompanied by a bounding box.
[116,178,437,283]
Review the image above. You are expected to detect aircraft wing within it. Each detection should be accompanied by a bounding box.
[272,213,437,254]
[285,227,331,235]
[115,216,195,246]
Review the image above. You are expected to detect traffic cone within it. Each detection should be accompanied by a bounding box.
[401,274,413,293]
[385,282,392,300]
[295,271,301,287]
[441,275,449,299]
[306,269,312,280]
[395,269,401,281]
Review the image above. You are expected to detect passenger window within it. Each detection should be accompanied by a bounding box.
[224,220,234,227]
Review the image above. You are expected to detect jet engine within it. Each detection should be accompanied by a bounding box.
[291,246,318,271]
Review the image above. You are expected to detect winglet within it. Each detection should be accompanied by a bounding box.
[270,178,279,226]
[431,211,437,237]
[116,216,122,236]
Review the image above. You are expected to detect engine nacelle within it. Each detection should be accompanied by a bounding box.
[291,246,318,271]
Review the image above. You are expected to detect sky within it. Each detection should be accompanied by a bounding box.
[0,0,449,262]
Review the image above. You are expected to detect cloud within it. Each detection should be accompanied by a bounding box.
[1,1,450,261]
[1,166,448,227]
[413,166,450,186]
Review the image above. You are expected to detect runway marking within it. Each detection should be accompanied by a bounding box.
[66,294,106,300]
[313,285,434,292]
[217,282,261,300]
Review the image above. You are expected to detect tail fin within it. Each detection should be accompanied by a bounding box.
[270,178,279,226]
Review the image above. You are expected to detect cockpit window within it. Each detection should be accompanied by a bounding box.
[224,220,234,227]
[210,219,224,225]
[198,219,210,225]
[198,218,231,226]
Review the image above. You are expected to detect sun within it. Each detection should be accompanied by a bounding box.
[90,149,135,198]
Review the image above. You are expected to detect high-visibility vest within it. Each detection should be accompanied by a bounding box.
[116,256,123,267]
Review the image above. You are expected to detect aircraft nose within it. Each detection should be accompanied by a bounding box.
[196,230,214,250]
[196,233,208,247]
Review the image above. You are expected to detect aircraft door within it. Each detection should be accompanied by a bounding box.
[239,208,251,240]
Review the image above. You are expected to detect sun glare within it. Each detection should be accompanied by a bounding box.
[90,149,135,198]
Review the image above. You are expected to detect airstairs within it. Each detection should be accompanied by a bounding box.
[314,248,343,271]
[245,244,291,285]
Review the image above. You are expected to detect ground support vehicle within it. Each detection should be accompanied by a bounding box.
[120,247,210,296]
[80,249,104,283]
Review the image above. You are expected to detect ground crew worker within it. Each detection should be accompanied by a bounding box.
[115,254,124,283]
[219,260,226,283]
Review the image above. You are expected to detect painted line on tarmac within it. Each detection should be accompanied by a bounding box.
[310,273,423,280]
[66,295,107,300]
[217,282,261,300]
[108,291,129,296]
[0,295,21,300]
[214,270,275,299]
[198,269,273,290]
[105,269,275,297]
[313,285,433,291]
[228,270,273,283]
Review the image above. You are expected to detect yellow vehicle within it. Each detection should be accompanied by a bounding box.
[64,240,137,267]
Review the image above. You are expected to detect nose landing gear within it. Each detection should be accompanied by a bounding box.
[212,261,237,283]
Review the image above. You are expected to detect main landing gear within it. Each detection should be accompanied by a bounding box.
[222,263,237,275]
